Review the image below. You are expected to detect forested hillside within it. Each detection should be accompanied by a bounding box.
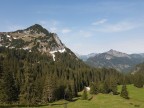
[0,47,123,105]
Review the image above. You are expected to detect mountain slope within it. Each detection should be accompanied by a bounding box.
[132,63,144,74]
[0,24,91,104]
[85,49,144,72]
[0,24,69,61]
[0,24,123,105]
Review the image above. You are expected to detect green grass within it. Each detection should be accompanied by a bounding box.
[42,85,144,108]
[2,85,144,108]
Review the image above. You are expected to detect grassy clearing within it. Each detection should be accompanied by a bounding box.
[2,85,144,108]
[42,85,144,108]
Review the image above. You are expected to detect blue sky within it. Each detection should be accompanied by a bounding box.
[0,0,144,54]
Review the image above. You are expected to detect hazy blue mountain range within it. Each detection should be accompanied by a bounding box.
[76,53,97,61]
[77,49,144,72]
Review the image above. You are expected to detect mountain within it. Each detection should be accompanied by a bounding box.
[0,24,87,104]
[0,24,75,61]
[0,24,122,105]
[131,62,144,74]
[140,53,144,57]
[84,49,144,72]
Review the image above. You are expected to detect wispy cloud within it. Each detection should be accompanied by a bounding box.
[61,28,72,34]
[92,19,107,25]
[39,20,72,34]
[92,21,139,33]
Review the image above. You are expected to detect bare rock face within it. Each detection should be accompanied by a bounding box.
[106,49,130,58]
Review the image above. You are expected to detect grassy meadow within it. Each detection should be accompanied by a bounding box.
[1,85,144,108]
[41,85,144,108]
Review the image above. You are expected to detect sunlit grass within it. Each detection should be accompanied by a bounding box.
[1,85,144,108]
[43,85,144,108]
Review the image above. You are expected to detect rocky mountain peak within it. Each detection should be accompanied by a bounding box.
[24,24,49,35]
[28,24,43,29]
[0,24,67,61]
[106,49,130,58]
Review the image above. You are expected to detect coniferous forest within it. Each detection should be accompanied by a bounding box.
[0,47,144,106]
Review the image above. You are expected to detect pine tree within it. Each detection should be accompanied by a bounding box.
[112,84,118,95]
[110,79,118,95]
[0,59,5,102]
[64,85,72,101]
[120,85,129,99]
[70,80,77,97]
[90,82,98,94]
[42,74,57,103]
[103,82,109,94]
[81,87,88,100]
[134,74,144,88]
[0,60,18,103]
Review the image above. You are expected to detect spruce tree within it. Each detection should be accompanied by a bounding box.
[110,79,118,95]
[134,74,144,88]
[19,64,36,105]
[120,85,129,99]
[42,74,57,103]
[0,60,18,103]
[64,85,72,101]
[0,59,5,102]
[103,82,109,94]
[90,82,98,94]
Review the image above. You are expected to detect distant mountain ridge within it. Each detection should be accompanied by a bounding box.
[76,53,97,61]
[77,49,144,72]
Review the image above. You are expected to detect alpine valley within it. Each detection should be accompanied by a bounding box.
[0,24,144,107]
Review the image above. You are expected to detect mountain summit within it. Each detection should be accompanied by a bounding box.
[106,49,130,58]
[24,24,49,35]
[0,24,73,61]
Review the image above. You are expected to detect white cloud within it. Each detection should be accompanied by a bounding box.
[39,20,73,34]
[61,28,72,34]
[93,21,138,33]
[92,19,107,25]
